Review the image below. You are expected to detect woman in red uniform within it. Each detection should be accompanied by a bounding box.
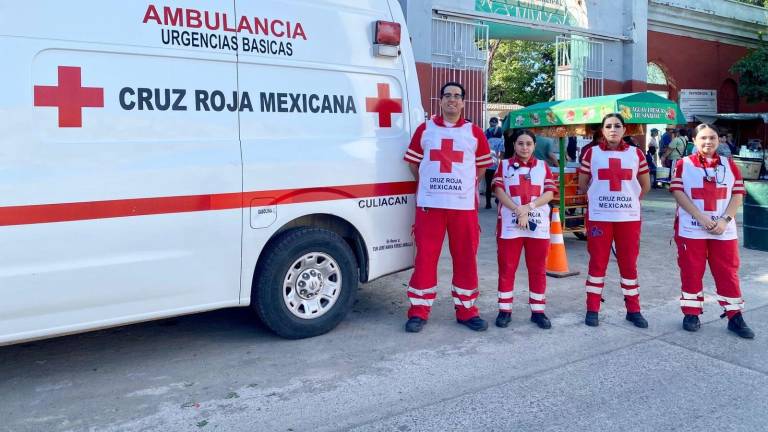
[578,113,651,328]
[493,130,556,329]
[670,123,754,338]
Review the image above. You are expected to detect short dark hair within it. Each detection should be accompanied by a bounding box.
[440,81,466,99]
[489,117,499,124]
[504,129,536,159]
[692,123,720,139]
[601,113,626,127]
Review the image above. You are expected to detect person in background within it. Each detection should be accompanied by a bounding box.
[716,131,732,158]
[669,123,754,338]
[578,113,651,328]
[648,128,659,165]
[683,128,696,156]
[485,117,503,139]
[484,118,506,208]
[567,136,578,162]
[726,132,738,155]
[534,135,560,167]
[493,129,556,330]
[661,128,686,178]
[659,127,675,161]
[646,145,658,187]
[648,128,659,150]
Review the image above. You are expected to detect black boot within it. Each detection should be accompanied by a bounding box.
[530,312,552,329]
[495,311,511,328]
[457,316,488,331]
[405,317,426,333]
[626,312,648,328]
[727,313,755,339]
[585,311,599,327]
[682,314,700,332]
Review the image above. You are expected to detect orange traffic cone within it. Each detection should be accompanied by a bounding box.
[546,207,580,278]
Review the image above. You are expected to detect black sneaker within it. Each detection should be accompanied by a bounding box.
[485,203,492,209]
[457,316,488,331]
[530,312,552,329]
[626,312,648,328]
[495,311,511,328]
[585,311,599,327]
[405,317,426,333]
[727,313,755,339]
[682,314,700,332]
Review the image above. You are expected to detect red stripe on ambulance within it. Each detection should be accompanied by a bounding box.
[0,181,417,227]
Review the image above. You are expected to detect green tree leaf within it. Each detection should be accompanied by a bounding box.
[730,33,768,103]
[487,40,555,106]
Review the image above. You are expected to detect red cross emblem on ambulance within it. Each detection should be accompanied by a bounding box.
[597,158,633,191]
[33,66,104,127]
[366,83,402,127]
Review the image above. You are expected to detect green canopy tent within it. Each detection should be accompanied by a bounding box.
[501,92,685,235]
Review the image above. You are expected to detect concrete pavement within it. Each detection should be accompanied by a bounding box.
[1,188,767,432]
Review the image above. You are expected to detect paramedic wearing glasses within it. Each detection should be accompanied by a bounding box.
[402,82,493,333]
[578,113,651,328]
[669,123,755,338]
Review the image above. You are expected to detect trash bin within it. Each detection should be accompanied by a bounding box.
[744,180,768,252]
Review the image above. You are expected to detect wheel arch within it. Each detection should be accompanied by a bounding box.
[254,213,369,287]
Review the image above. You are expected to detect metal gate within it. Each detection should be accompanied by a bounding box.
[430,17,489,125]
[554,35,603,100]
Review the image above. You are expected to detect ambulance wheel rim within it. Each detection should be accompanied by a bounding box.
[283,252,341,319]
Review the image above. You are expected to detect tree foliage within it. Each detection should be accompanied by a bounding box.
[732,0,768,7]
[487,40,554,106]
[730,33,768,103]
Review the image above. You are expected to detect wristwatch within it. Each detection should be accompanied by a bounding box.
[720,215,733,223]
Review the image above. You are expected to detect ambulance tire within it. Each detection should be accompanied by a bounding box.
[574,232,587,241]
[252,227,358,339]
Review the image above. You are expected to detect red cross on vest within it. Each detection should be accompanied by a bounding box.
[691,180,728,211]
[597,158,633,191]
[508,175,541,205]
[429,139,464,173]
[34,66,104,128]
[365,83,402,128]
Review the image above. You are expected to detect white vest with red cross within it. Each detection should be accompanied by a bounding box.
[677,156,738,240]
[499,159,551,239]
[416,119,479,210]
[587,147,642,221]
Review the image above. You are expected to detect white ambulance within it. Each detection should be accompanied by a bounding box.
[0,0,423,344]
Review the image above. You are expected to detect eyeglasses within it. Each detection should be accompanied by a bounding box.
[604,124,624,129]
[442,93,464,100]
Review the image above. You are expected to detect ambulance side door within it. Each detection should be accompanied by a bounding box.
[0,1,243,343]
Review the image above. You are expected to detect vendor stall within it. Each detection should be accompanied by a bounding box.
[502,92,686,237]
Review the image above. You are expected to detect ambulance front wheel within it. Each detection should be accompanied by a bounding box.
[252,227,358,339]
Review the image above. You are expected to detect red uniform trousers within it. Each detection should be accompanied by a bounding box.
[497,237,549,313]
[407,207,480,321]
[585,219,642,313]
[675,235,743,318]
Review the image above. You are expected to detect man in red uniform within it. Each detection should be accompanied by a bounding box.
[402,82,492,333]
